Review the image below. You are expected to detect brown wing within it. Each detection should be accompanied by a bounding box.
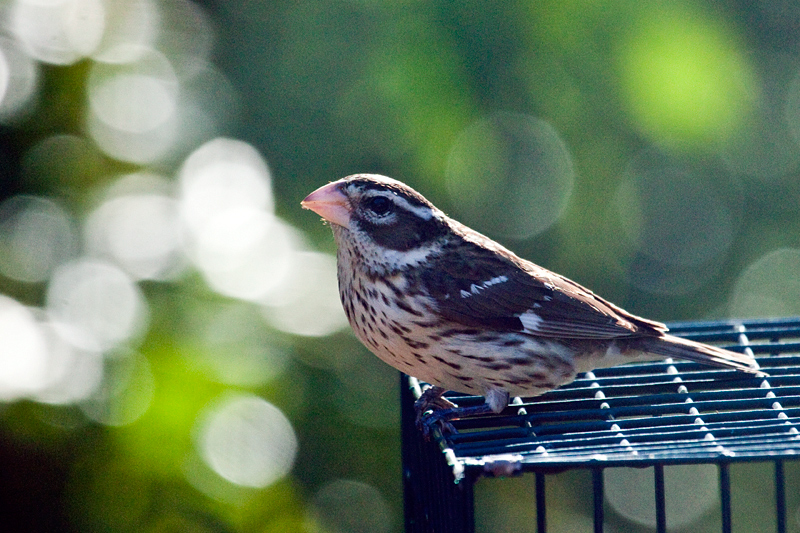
[420,236,666,340]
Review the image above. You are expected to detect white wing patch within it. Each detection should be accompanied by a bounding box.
[520,312,544,333]
[459,275,509,298]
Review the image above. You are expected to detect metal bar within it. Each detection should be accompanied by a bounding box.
[593,469,604,533]
[654,464,667,533]
[775,460,786,533]
[719,464,731,533]
[536,472,546,533]
[401,374,476,533]
[401,374,418,532]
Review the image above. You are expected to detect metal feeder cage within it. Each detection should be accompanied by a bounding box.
[401,316,800,533]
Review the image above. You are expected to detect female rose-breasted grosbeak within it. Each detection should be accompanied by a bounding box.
[302,174,760,432]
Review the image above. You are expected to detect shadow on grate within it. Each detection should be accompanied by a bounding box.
[401,316,800,533]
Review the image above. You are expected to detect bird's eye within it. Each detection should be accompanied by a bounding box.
[366,196,393,216]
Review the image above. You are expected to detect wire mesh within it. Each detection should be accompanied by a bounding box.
[401,316,800,533]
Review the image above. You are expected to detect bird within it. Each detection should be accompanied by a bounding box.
[301,173,761,434]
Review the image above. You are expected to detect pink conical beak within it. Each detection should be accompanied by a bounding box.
[301,181,351,227]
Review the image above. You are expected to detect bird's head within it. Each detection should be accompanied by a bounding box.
[302,174,450,257]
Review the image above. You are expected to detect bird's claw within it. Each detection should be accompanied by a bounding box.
[414,386,459,439]
[414,386,456,415]
[417,408,458,439]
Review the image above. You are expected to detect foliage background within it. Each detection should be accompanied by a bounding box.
[1,1,800,532]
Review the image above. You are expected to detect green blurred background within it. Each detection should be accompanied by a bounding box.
[1,0,800,532]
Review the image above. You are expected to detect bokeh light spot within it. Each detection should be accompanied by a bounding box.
[33,321,103,405]
[719,52,800,181]
[445,112,574,239]
[46,259,148,352]
[85,181,183,281]
[0,47,9,107]
[616,5,757,149]
[0,195,77,283]
[261,251,348,337]
[719,103,800,180]
[614,153,735,294]
[0,36,39,121]
[11,0,105,65]
[91,73,176,133]
[605,465,717,528]
[177,138,306,304]
[179,138,274,230]
[90,0,158,63]
[783,66,800,161]
[0,296,48,400]
[196,393,297,488]
[0,300,103,404]
[154,0,214,78]
[192,210,299,301]
[307,479,393,533]
[730,248,800,318]
[87,47,179,163]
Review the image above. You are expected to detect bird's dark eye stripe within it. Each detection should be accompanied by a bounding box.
[361,208,448,252]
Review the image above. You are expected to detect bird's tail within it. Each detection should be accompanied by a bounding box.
[642,334,763,375]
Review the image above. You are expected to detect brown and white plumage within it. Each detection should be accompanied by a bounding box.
[302,174,760,429]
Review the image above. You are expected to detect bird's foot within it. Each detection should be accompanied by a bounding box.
[418,408,458,439]
[414,386,456,416]
[414,386,458,438]
[414,386,505,439]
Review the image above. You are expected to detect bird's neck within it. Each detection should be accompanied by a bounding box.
[332,225,444,278]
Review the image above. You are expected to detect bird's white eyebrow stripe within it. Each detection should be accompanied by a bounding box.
[392,195,434,220]
[459,275,509,298]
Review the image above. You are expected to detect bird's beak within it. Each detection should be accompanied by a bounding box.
[301,181,351,227]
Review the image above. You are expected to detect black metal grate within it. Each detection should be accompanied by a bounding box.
[401,316,800,533]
